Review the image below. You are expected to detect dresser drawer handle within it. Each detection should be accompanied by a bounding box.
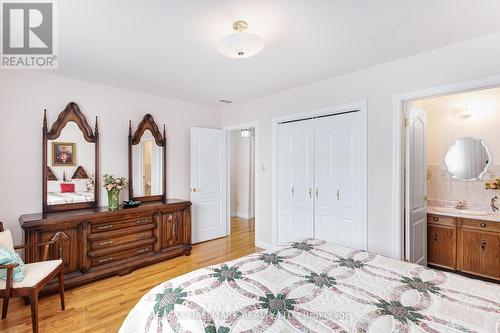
[137,248,149,254]
[136,218,151,224]
[98,257,113,263]
[432,217,439,222]
[136,233,150,239]
[97,224,113,230]
[98,240,114,246]
[480,223,487,228]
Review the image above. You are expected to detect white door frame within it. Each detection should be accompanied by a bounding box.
[392,74,500,260]
[222,121,258,236]
[272,99,368,249]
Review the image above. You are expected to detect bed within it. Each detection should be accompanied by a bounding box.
[120,239,500,333]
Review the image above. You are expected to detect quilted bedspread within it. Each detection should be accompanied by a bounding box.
[120,239,500,333]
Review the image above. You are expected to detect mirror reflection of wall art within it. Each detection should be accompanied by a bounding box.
[445,137,491,181]
[52,142,76,166]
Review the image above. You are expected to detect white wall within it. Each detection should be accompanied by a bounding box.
[230,130,253,218]
[221,31,500,255]
[0,70,220,243]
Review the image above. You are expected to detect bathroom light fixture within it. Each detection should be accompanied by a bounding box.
[454,107,472,119]
[240,128,252,138]
[217,21,264,59]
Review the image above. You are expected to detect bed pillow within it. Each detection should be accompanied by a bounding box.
[60,183,75,193]
[0,230,14,253]
[71,179,89,193]
[0,248,25,282]
[47,180,61,193]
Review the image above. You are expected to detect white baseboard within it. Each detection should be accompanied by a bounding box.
[231,212,250,219]
[255,240,274,250]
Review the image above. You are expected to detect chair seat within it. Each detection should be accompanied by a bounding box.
[0,259,62,289]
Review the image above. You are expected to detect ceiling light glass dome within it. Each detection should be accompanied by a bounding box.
[217,21,264,59]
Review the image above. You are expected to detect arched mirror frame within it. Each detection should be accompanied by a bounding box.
[128,114,167,203]
[444,136,492,181]
[43,102,100,213]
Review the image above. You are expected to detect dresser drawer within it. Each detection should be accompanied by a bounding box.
[90,230,154,250]
[427,214,456,227]
[91,215,154,233]
[91,244,154,267]
[459,219,500,232]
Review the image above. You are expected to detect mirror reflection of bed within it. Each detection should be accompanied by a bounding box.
[132,130,163,197]
[47,122,95,205]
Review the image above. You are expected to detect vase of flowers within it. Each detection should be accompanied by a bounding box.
[484,178,499,213]
[103,174,127,210]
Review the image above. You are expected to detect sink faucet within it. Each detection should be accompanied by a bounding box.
[456,201,466,209]
[491,196,499,213]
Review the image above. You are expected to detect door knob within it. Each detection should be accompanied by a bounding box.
[308,188,312,198]
[191,187,202,192]
[315,188,319,198]
[336,189,340,201]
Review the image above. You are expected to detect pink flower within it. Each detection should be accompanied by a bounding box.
[106,184,113,191]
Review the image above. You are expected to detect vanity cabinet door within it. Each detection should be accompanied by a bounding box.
[459,229,500,279]
[427,224,456,270]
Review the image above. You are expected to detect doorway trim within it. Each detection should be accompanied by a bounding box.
[222,121,258,237]
[392,74,500,260]
[271,99,368,249]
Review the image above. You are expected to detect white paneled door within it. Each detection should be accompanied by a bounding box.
[277,111,366,249]
[314,112,364,249]
[190,127,227,243]
[278,120,315,244]
[405,106,427,265]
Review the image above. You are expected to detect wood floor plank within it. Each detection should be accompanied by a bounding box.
[1,218,258,333]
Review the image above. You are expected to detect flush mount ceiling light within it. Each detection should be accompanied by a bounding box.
[240,128,252,138]
[217,21,264,59]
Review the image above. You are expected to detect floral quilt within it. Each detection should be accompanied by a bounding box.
[120,239,500,332]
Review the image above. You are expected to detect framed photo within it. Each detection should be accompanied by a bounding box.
[52,142,76,166]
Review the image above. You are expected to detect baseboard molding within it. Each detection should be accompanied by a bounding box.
[231,212,250,219]
[255,240,274,250]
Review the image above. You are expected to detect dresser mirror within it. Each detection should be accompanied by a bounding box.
[43,102,99,213]
[445,137,491,181]
[128,114,166,202]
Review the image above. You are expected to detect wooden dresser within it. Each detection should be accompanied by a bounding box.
[19,199,191,293]
[427,213,500,281]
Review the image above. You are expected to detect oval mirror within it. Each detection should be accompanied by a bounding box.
[445,137,491,181]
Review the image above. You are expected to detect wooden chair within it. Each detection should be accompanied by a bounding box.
[0,222,67,333]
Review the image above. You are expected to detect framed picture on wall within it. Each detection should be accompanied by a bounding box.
[52,142,76,166]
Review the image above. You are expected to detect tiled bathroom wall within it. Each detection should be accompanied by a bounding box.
[427,164,500,206]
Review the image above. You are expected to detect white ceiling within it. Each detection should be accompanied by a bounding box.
[50,0,500,106]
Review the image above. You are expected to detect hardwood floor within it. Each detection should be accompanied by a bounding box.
[1,217,258,333]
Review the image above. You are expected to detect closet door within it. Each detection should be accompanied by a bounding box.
[314,112,364,249]
[278,120,314,244]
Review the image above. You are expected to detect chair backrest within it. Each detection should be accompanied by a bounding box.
[0,222,4,232]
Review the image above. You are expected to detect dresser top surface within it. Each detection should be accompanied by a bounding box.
[19,199,191,226]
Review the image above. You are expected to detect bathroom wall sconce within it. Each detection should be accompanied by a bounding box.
[453,107,472,119]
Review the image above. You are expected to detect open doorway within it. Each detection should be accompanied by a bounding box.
[229,128,255,224]
[400,85,500,280]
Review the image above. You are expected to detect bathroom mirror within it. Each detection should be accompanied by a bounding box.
[43,102,99,213]
[128,114,166,202]
[445,137,491,181]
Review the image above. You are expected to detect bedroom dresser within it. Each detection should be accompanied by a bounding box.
[19,200,192,293]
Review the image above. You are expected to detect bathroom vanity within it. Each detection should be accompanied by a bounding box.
[427,208,500,281]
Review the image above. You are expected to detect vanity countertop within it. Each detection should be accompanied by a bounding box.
[427,206,500,222]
